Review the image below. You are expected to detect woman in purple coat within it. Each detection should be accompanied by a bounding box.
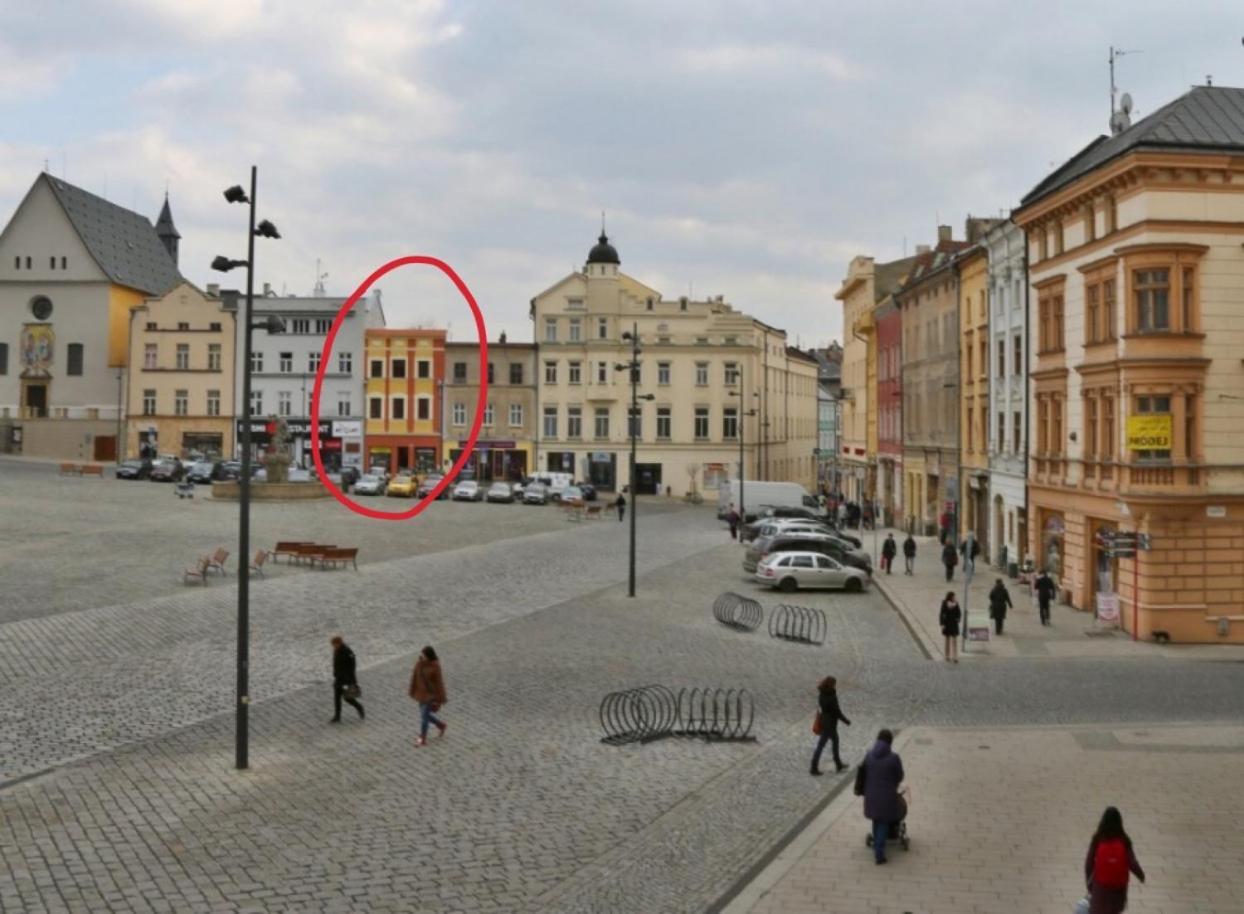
[861,728,904,864]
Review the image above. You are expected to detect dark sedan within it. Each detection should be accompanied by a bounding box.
[148,458,185,482]
[115,459,151,480]
[578,482,598,502]
[185,460,224,484]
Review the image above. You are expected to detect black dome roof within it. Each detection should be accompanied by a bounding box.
[587,232,620,265]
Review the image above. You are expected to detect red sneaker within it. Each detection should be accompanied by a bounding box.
[435,721,448,738]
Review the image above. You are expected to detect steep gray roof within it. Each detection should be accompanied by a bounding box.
[1021,85,1244,207]
[42,174,182,294]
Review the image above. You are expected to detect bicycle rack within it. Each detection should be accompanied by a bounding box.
[712,592,763,632]
[600,684,756,745]
[767,604,827,646]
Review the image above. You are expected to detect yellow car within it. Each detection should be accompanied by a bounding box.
[386,474,416,497]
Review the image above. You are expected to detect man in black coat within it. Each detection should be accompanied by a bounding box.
[860,728,905,865]
[330,636,365,723]
[881,534,897,575]
[615,491,626,522]
[941,540,958,582]
[902,534,917,575]
[988,579,1013,635]
[810,675,851,776]
[1035,571,1057,626]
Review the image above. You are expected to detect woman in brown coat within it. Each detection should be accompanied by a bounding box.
[409,645,448,747]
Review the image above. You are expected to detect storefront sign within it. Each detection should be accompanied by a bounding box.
[458,439,516,449]
[332,420,363,438]
[236,418,333,438]
[1095,592,1120,622]
[966,612,991,642]
[1206,505,1227,518]
[1125,414,1171,451]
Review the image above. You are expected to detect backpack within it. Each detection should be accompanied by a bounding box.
[1093,837,1129,889]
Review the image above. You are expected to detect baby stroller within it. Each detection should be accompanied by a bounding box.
[865,786,911,851]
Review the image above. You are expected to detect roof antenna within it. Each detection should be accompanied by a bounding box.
[1206,74,1213,86]
[1109,45,1141,134]
[601,210,606,237]
[314,258,328,296]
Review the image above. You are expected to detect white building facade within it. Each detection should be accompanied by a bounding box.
[983,219,1028,571]
[229,288,383,470]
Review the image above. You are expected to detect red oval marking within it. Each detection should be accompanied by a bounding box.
[309,255,488,520]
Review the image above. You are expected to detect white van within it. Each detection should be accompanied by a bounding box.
[534,472,574,499]
[717,480,818,519]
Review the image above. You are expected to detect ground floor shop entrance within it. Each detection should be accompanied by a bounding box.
[634,463,661,495]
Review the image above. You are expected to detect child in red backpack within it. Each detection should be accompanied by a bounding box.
[1084,806,1145,914]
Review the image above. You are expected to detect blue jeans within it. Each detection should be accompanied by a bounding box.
[420,702,443,738]
[871,819,889,862]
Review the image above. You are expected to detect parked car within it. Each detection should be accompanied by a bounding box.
[340,466,361,488]
[353,473,387,496]
[219,460,243,480]
[387,474,416,497]
[453,480,483,502]
[184,460,222,484]
[510,478,528,499]
[486,481,515,503]
[748,518,863,548]
[148,457,184,482]
[754,551,868,593]
[115,459,151,480]
[416,474,450,500]
[742,511,860,547]
[744,531,872,575]
[523,482,549,505]
[559,485,585,507]
[368,465,391,482]
[578,482,598,502]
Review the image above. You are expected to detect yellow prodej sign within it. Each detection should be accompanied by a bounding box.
[1126,414,1172,451]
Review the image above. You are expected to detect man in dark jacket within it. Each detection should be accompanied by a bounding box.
[615,491,626,522]
[988,579,1013,635]
[810,675,851,776]
[941,540,958,582]
[902,534,917,574]
[861,728,904,864]
[330,636,365,723]
[1035,570,1057,626]
[880,534,897,575]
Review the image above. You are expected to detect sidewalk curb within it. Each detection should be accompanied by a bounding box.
[873,576,936,661]
[712,727,919,914]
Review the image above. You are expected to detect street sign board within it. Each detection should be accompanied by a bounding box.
[1096,592,1120,622]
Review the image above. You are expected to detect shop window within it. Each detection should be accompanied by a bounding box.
[1133,395,1172,461]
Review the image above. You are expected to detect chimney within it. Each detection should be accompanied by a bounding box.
[915,244,931,255]
[206,283,220,296]
[262,282,273,297]
[937,225,952,243]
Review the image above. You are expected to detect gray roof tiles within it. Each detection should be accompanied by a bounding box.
[1021,86,1244,207]
[43,174,182,295]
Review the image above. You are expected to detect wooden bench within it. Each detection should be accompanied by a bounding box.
[291,543,335,565]
[82,464,104,477]
[183,556,210,586]
[562,502,583,522]
[249,549,270,577]
[312,546,359,571]
[272,541,314,563]
[59,463,83,476]
[207,547,230,575]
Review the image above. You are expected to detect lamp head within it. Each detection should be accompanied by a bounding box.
[263,315,287,335]
[223,185,249,204]
[622,331,634,341]
[255,219,281,240]
[211,255,238,273]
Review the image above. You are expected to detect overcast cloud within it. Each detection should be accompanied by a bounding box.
[3,1,1242,346]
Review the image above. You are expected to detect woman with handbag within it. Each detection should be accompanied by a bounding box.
[409,645,448,747]
[330,636,365,723]
[810,675,851,776]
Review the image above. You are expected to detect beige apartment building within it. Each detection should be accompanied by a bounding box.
[833,254,916,504]
[958,246,991,548]
[125,281,236,458]
[531,232,818,497]
[444,340,537,481]
[1014,85,1244,643]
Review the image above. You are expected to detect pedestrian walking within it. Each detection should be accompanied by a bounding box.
[881,533,897,575]
[809,675,851,776]
[837,501,848,527]
[615,491,627,522]
[988,578,1013,635]
[329,636,365,723]
[859,728,904,865]
[726,504,741,541]
[1083,806,1145,914]
[409,645,448,747]
[1035,570,1057,626]
[939,591,961,663]
[902,533,917,574]
[960,533,981,574]
[941,540,958,582]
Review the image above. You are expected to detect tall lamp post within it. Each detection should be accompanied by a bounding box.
[211,167,282,771]
[727,364,758,526]
[616,324,654,597]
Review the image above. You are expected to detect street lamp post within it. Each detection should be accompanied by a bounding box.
[727,364,758,526]
[212,167,281,771]
[616,324,654,597]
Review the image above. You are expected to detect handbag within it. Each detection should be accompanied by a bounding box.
[343,684,361,700]
[812,711,823,735]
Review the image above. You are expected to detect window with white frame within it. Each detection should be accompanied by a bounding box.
[596,361,608,383]
[250,390,263,416]
[656,406,671,439]
[598,317,608,339]
[144,343,157,369]
[724,362,739,386]
[338,351,353,373]
[453,402,467,426]
[544,360,557,383]
[176,344,190,370]
[392,397,406,420]
[278,391,292,416]
[594,407,609,439]
[545,318,557,342]
[695,362,709,386]
[369,397,383,419]
[508,403,523,427]
[291,318,310,334]
[391,358,406,379]
[543,405,558,438]
[337,394,351,417]
[567,405,582,438]
[417,396,431,420]
[142,389,156,415]
[723,406,738,439]
[315,319,331,334]
[417,359,430,379]
[694,406,709,439]
[658,361,671,385]
[208,343,222,371]
[309,352,321,374]
[568,361,582,384]
[370,359,383,378]
[568,318,581,342]
[279,352,293,373]
[483,402,494,426]
[206,390,221,416]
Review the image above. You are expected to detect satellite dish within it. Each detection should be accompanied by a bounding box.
[1120,92,1133,114]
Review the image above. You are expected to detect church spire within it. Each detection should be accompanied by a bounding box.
[155,192,180,266]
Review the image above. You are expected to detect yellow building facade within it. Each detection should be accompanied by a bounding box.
[1015,85,1244,643]
[363,329,444,474]
[958,247,990,547]
[125,281,236,458]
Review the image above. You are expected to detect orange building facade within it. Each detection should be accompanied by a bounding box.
[1014,86,1244,643]
[363,329,445,475]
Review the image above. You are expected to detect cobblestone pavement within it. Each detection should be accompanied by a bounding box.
[5,474,1244,913]
[726,723,1244,914]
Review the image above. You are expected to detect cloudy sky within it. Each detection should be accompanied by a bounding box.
[3,1,1242,347]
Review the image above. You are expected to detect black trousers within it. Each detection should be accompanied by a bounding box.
[333,681,364,720]
[617,506,625,522]
[994,616,1005,634]
[944,563,954,581]
[811,726,842,772]
[1038,599,1051,625]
